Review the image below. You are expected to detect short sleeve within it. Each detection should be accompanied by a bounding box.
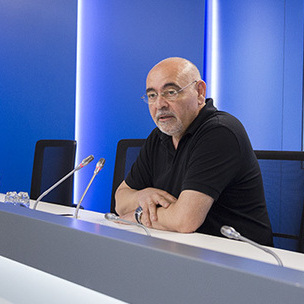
[182,126,241,200]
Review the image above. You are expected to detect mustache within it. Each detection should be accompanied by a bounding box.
[155,110,176,120]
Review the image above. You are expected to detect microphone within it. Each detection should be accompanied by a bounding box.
[74,158,106,219]
[94,157,106,174]
[77,155,95,169]
[32,155,94,210]
[220,226,283,266]
[104,213,151,236]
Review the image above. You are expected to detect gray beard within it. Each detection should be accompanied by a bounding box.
[157,120,184,137]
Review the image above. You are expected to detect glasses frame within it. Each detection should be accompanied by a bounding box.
[141,80,198,104]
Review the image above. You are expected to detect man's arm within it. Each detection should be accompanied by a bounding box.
[150,189,214,233]
[115,181,214,233]
[115,181,177,222]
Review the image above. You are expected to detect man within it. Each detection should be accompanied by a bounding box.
[115,57,273,246]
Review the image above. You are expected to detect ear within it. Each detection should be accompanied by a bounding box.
[197,80,206,105]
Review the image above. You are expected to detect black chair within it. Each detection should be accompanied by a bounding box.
[255,150,304,252]
[111,139,145,213]
[30,139,77,206]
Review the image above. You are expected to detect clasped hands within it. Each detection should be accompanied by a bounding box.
[121,187,177,227]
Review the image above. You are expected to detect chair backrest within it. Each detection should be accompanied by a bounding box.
[30,139,77,206]
[111,139,145,213]
[255,150,304,252]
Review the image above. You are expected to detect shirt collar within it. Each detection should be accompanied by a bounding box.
[157,98,217,143]
[185,98,217,136]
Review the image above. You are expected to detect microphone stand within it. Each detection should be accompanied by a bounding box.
[74,158,105,219]
[237,234,283,267]
[73,173,96,219]
[221,226,283,266]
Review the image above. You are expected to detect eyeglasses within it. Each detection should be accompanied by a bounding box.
[141,80,198,104]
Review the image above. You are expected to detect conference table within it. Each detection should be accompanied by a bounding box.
[0,194,304,303]
[30,197,304,271]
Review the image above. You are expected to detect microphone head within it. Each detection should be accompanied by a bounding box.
[94,158,106,174]
[104,213,119,221]
[220,225,241,240]
[81,155,94,167]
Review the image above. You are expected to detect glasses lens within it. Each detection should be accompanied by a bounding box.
[163,89,178,101]
[142,88,180,104]
[147,92,158,103]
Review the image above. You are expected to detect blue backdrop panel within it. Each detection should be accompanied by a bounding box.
[0,0,77,194]
[282,0,304,150]
[76,0,206,212]
[215,0,303,151]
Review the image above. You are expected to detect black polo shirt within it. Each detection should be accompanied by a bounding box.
[126,99,273,246]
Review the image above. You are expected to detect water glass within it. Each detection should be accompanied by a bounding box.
[4,191,30,208]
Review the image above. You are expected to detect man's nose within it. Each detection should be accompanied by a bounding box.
[153,94,169,109]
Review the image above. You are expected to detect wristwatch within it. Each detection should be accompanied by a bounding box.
[135,206,143,225]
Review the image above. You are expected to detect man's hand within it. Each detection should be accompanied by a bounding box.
[115,182,214,233]
[137,188,177,226]
[115,181,177,226]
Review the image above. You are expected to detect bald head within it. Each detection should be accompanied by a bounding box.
[147,57,202,85]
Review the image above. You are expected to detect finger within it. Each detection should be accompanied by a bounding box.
[141,209,152,227]
[148,201,158,221]
[163,192,177,204]
[157,198,170,208]
[155,195,175,208]
[154,192,177,208]
[139,202,152,226]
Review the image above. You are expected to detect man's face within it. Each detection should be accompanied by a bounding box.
[146,65,202,142]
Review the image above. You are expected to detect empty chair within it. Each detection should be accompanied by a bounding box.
[255,150,304,252]
[111,139,145,213]
[30,139,77,206]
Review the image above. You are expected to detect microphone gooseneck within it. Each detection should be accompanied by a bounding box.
[74,158,106,219]
[32,155,94,210]
[104,213,151,236]
[220,225,283,267]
